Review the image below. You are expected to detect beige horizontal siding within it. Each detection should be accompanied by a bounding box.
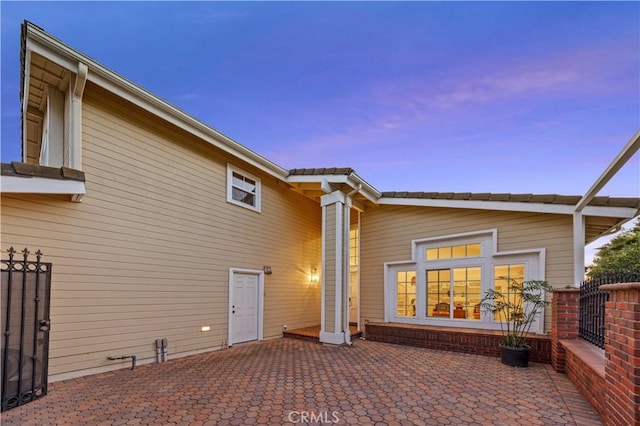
[1,84,321,379]
[359,205,573,332]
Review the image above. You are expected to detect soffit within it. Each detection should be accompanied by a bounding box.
[584,216,629,244]
[24,51,70,164]
[287,168,380,208]
[287,180,375,209]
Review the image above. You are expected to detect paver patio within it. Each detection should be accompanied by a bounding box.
[2,338,601,425]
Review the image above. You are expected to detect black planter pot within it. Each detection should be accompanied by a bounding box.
[500,344,531,367]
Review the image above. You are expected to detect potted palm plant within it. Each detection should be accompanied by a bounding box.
[479,278,553,367]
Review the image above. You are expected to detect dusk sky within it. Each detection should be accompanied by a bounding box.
[1,2,639,259]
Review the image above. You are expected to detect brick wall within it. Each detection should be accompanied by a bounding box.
[550,288,580,373]
[365,323,551,363]
[551,282,640,426]
[561,339,606,420]
[600,282,640,426]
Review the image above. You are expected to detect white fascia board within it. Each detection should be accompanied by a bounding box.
[378,197,639,218]
[21,49,32,162]
[25,24,288,181]
[1,176,86,195]
[581,206,639,219]
[378,197,575,213]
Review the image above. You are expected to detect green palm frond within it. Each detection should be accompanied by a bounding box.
[479,278,553,348]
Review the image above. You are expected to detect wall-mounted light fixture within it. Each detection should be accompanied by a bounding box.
[263,266,272,275]
[310,268,319,284]
[201,325,211,332]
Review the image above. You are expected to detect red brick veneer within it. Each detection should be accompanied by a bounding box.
[561,339,606,421]
[550,288,580,373]
[365,322,551,363]
[600,282,640,426]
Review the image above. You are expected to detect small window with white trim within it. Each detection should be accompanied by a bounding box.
[227,165,261,212]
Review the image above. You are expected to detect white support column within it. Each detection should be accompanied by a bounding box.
[319,190,351,345]
[573,211,585,287]
[342,198,352,344]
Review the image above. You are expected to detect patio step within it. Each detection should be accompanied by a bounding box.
[283,325,362,343]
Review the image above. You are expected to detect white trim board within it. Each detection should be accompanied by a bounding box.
[1,175,85,196]
[377,197,638,218]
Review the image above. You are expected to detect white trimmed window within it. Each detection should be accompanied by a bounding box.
[227,165,261,212]
[385,230,545,332]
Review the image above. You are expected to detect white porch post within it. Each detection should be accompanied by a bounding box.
[572,211,585,287]
[573,130,640,286]
[342,197,352,343]
[319,190,351,345]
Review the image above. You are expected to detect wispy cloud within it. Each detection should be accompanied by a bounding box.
[176,93,206,102]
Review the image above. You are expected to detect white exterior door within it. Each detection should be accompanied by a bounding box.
[230,272,260,344]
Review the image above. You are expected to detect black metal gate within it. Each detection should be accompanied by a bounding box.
[1,247,51,412]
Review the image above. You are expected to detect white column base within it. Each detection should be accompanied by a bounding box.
[319,331,348,345]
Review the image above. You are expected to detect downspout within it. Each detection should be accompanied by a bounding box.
[69,62,87,171]
[343,184,362,345]
[161,338,168,362]
[155,339,162,363]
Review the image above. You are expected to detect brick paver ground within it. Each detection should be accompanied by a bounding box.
[1,339,602,425]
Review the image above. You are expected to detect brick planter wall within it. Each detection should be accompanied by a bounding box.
[600,282,640,426]
[365,323,551,363]
[551,282,640,426]
[561,339,606,420]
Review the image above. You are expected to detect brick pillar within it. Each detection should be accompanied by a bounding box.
[551,288,580,373]
[599,282,640,426]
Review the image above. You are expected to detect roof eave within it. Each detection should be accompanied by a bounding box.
[377,196,639,218]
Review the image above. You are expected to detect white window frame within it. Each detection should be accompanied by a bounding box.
[226,164,261,212]
[384,229,546,333]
